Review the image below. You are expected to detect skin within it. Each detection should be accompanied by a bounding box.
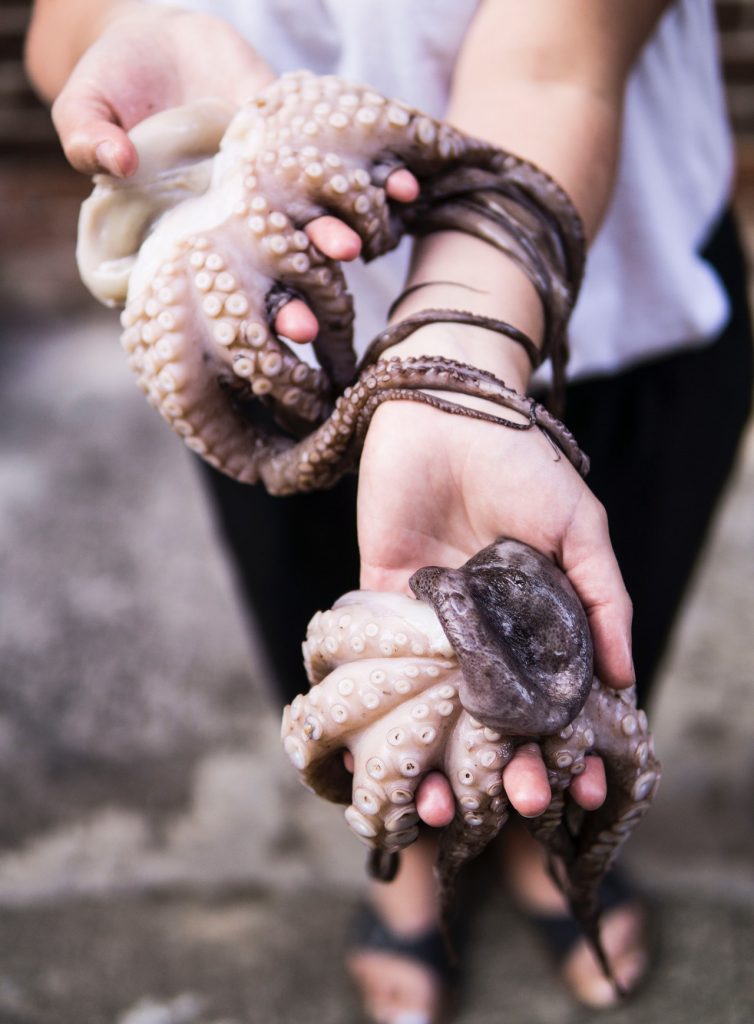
[26,0,671,1017]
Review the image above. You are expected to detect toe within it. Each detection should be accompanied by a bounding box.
[347,951,444,1024]
[562,902,649,1008]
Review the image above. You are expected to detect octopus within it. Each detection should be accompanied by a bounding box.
[76,70,588,494]
[281,539,661,990]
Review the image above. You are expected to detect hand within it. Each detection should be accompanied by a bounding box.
[356,319,634,826]
[51,4,274,177]
[46,2,419,338]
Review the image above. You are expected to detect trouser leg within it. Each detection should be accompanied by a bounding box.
[198,465,359,706]
[565,212,753,706]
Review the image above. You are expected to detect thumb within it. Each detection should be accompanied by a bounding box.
[52,84,137,177]
[561,498,635,689]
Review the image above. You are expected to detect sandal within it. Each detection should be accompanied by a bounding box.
[346,901,461,1024]
[522,870,653,1007]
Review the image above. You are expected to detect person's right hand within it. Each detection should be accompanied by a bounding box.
[51,4,275,178]
[47,2,419,341]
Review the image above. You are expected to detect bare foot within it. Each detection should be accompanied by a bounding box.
[503,824,650,1008]
[347,952,445,1024]
[562,900,648,1008]
[346,835,451,1024]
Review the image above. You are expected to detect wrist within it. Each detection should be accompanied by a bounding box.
[383,232,544,392]
[28,1,153,100]
[94,3,188,47]
[71,1,154,70]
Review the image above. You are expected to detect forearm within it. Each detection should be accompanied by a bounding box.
[388,234,540,392]
[447,0,670,240]
[388,0,671,387]
[448,81,618,246]
[390,80,612,389]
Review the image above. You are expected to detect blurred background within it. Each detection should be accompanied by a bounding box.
[1,3,753,1022]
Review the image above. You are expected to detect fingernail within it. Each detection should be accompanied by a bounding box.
[518,807,547,819]
[95,140,118,174]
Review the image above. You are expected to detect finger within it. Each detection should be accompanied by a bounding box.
[274,298,319,343]
[385,168,420,203]
[562,498,635,689]
[502,743,551,817]
[415,770,455,828]
[52,91,138,177]
[343,756,455,828]
[570,755,606,811]
[305,215,361,261]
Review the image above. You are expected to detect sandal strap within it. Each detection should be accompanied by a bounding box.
[349,903,458,982]
[525,869,638,963]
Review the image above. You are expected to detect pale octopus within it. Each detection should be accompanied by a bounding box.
[77,73,660,987]
[283,539,660,987]
[77,70,588,491]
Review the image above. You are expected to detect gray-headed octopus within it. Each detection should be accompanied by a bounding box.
[282,538,660,989]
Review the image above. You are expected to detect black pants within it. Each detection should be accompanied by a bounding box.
[200,210,753,709]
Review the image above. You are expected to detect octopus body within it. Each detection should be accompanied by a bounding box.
[282,539,660,987]
[77,72,587,494]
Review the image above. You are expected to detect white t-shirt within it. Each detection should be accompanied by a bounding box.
[151,0,734,381]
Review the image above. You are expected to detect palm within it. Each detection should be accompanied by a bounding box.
[358,399,585,590]
[357,369,632,690]
[81,10,273,128]
[52,7,275,177]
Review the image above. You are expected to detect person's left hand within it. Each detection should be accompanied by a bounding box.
[355,319,634,827]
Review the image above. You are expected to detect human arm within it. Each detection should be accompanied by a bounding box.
[25,2,275,175]
[358,0,672,821]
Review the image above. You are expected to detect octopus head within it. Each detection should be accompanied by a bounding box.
[409,538,593,736]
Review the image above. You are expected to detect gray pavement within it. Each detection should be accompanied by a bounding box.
[1,295,753,1021]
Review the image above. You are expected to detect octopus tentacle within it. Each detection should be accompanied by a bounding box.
[347,679,464,853]
[435,713,514,912]
[254,348,589,495]
[542,686,660,910]
[302,593,454,681]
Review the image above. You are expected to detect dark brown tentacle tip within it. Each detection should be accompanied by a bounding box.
[367,848,400,883]
[409,538,593,735]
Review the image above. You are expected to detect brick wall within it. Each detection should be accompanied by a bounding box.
[718,0,754,141]
[0,3,59,156]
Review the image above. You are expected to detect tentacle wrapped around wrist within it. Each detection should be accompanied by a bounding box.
[77,71,586,493]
